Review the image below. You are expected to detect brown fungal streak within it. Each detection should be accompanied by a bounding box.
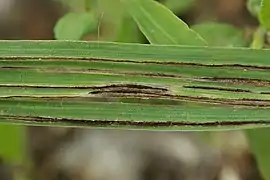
[0,84,169,91]
[89,84,168,95]
[202,77,270,87]
[86,84,270,107]
[183,85,252,93]
[2,59,270,88]
[261,92,270,94]
[1,56,270,70]
[0,66,32,69]
[3,94,270,107]
[2,115,270,128]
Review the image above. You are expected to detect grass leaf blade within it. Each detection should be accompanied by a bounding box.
[120,0,207,46]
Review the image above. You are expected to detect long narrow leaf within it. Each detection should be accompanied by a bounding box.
[0,40,270,130]
[259,0,270,29]
[121,0,206,46]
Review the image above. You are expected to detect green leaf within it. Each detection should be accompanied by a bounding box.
[259,0,270,29]
[191,22,247,47]
[0,40,270,130]
[0,124,24,163]
[163,0,195,14]
[246,128,270,180]
[92,0,126,41]
[121,0,207,46]
[251,27,266,49]
[54,12,98,40]
[115,15,142,43]
[247,0,262,17]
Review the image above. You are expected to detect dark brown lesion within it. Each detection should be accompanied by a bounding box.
[183,85,252,93]
[87,83,270,107]
[202,77,270,87]
[2,56,270,70]
[89,83,169,96]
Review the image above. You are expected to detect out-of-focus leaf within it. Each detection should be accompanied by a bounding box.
[259,0,270,29]
[246,128,270,180]
[94,0,142,43]
[121,0,207,46]
[247,0,262,17]
[191,22,247,47]
[0,124,24,163]
[91,0,126,41]
[251,27,266,49]
[163,0,195,14]
[115,15,142,43]
[54,12,98,40]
